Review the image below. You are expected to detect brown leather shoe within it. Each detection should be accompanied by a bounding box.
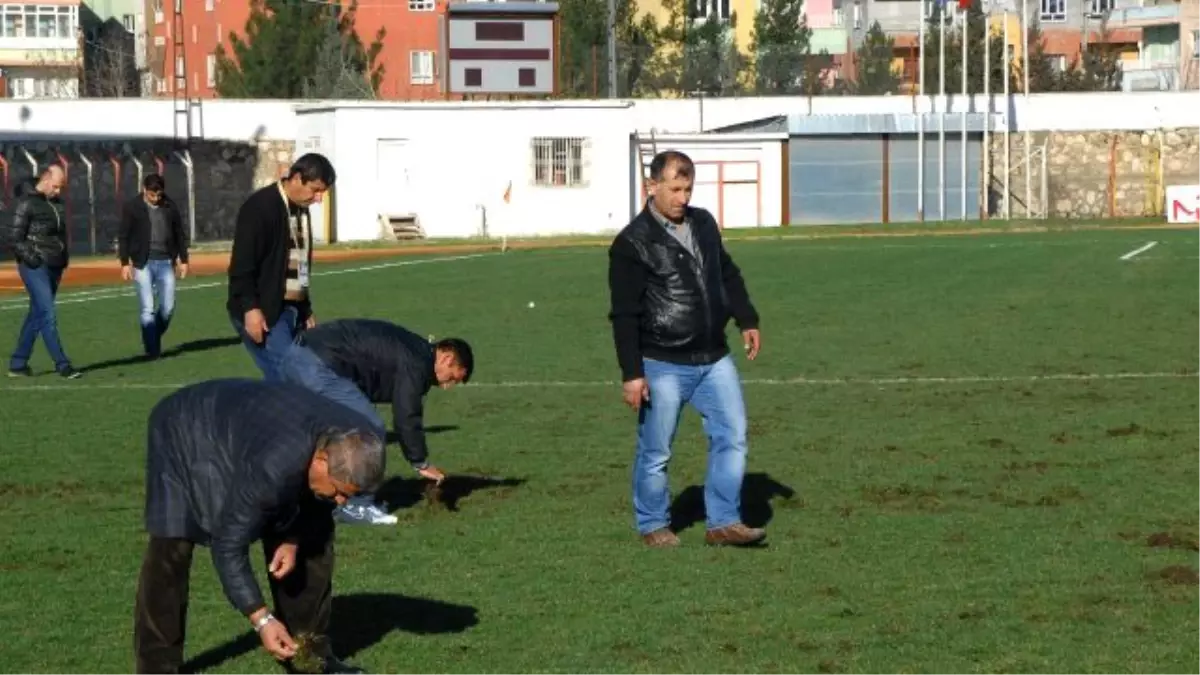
[704,523,766,547]
[641,528,681,547]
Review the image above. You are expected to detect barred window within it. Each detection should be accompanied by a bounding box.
[531,137,590,188]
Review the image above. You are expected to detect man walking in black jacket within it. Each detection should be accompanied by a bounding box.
[134,378,384,674]
[607,150,765,548]
[118,173,190,358]
[227,153,334,381]
[278,318,474,525]
[6,164,81,379]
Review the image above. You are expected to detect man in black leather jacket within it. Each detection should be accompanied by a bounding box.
[607,150,764,548]
[5,164,81,379]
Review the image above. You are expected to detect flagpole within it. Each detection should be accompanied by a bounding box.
[1021,0,1032,218]
[960,1,968,221]
[918,5,926,221]
[1003,7,1011,219]
[983,0,991,220]
[939,0,947,221]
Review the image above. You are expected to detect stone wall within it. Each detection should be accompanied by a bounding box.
[988,128,1199,220]
[0,138,295,255]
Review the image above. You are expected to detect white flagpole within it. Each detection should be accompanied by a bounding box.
[960,1,968,221]
[983,0,991,219]
[1021,0,1032,218]
[918,4,927,221]
[1003,7,1011,219]
[939,0,947,221]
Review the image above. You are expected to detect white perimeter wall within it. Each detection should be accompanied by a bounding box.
[1,90,1193,143]
[0,92,1195,240]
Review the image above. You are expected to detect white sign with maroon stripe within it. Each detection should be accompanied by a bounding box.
[443,1,559,96]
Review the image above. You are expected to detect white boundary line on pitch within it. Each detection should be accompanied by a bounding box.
[0,252,498,312]
[0,370,1194,393]
[1119,241,1158,260]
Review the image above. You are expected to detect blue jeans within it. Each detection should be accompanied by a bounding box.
[230,305,301,382]
[633,355,749,535]
[280,343,388,512]
[278,343,386,434]
[9,263,71,372]
[132,259,177,357]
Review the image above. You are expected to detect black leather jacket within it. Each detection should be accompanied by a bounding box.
[6,182,68,269]
[607,205,759,381]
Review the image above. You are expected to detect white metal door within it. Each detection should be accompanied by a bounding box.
[376,139,415,217]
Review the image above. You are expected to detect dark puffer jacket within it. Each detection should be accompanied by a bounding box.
[6,180,68,269]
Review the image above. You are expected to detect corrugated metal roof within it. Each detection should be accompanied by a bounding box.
[788,112,993,135]
[709,115,789,134]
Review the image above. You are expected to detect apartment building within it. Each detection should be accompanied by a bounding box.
[144,0,446,100]
[0,0,82,99]
[80,0,147,96]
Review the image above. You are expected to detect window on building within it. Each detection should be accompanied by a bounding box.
[175,55,184,77]
[1049,54,1067,71]
[1039,0,1066,22]
[691,0,731,21]
[1193,30,1199,58]
[409,0,435,10]
[153,0,163,23]
[206,0,215,10]
[531,137,589,188]
[410,50,434,85]
[207,54,216,87]
[217,23,222,43]
[1087,0,1113,14]
[191,24,197,43]
[122,14,134,32]
[0,6,79,39]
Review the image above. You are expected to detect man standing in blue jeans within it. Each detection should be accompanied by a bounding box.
[118,173,190,359]
[6,164,81,379]
[226,154,334,380]
[607,150,764,548]
[278,318,474,526]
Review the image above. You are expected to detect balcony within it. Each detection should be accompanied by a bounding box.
[0,36,80,67]
[1107,2,1181,28]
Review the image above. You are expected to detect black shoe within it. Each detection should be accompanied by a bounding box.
[6,367,32,378]
[58,366,82,379]
[283,654,366,674]
[321,656,366,674]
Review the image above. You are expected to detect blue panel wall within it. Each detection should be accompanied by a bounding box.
[787,134,983,225]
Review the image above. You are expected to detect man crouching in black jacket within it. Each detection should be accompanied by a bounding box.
[278,318,474,526]
[607,150,765,549]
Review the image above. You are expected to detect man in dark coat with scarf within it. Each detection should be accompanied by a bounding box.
[133,378,385,674]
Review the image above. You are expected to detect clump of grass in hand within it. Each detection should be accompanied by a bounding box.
[424,481,446,512]
[290,632,330,674]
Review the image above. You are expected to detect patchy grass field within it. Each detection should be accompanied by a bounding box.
[0,228,1196,673]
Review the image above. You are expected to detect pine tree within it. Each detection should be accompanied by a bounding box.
[851,21,901,95]
[215,0,383,99]
[750,0,808,94]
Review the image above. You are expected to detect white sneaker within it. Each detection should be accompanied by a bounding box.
[335,502,398,526]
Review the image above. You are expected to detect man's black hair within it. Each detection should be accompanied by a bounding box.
[143,173,166,192]
[436,338,474,384]
[647,150,695,181]
[287,153,337,187]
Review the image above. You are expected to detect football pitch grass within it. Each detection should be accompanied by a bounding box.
[0,227,1196,673]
